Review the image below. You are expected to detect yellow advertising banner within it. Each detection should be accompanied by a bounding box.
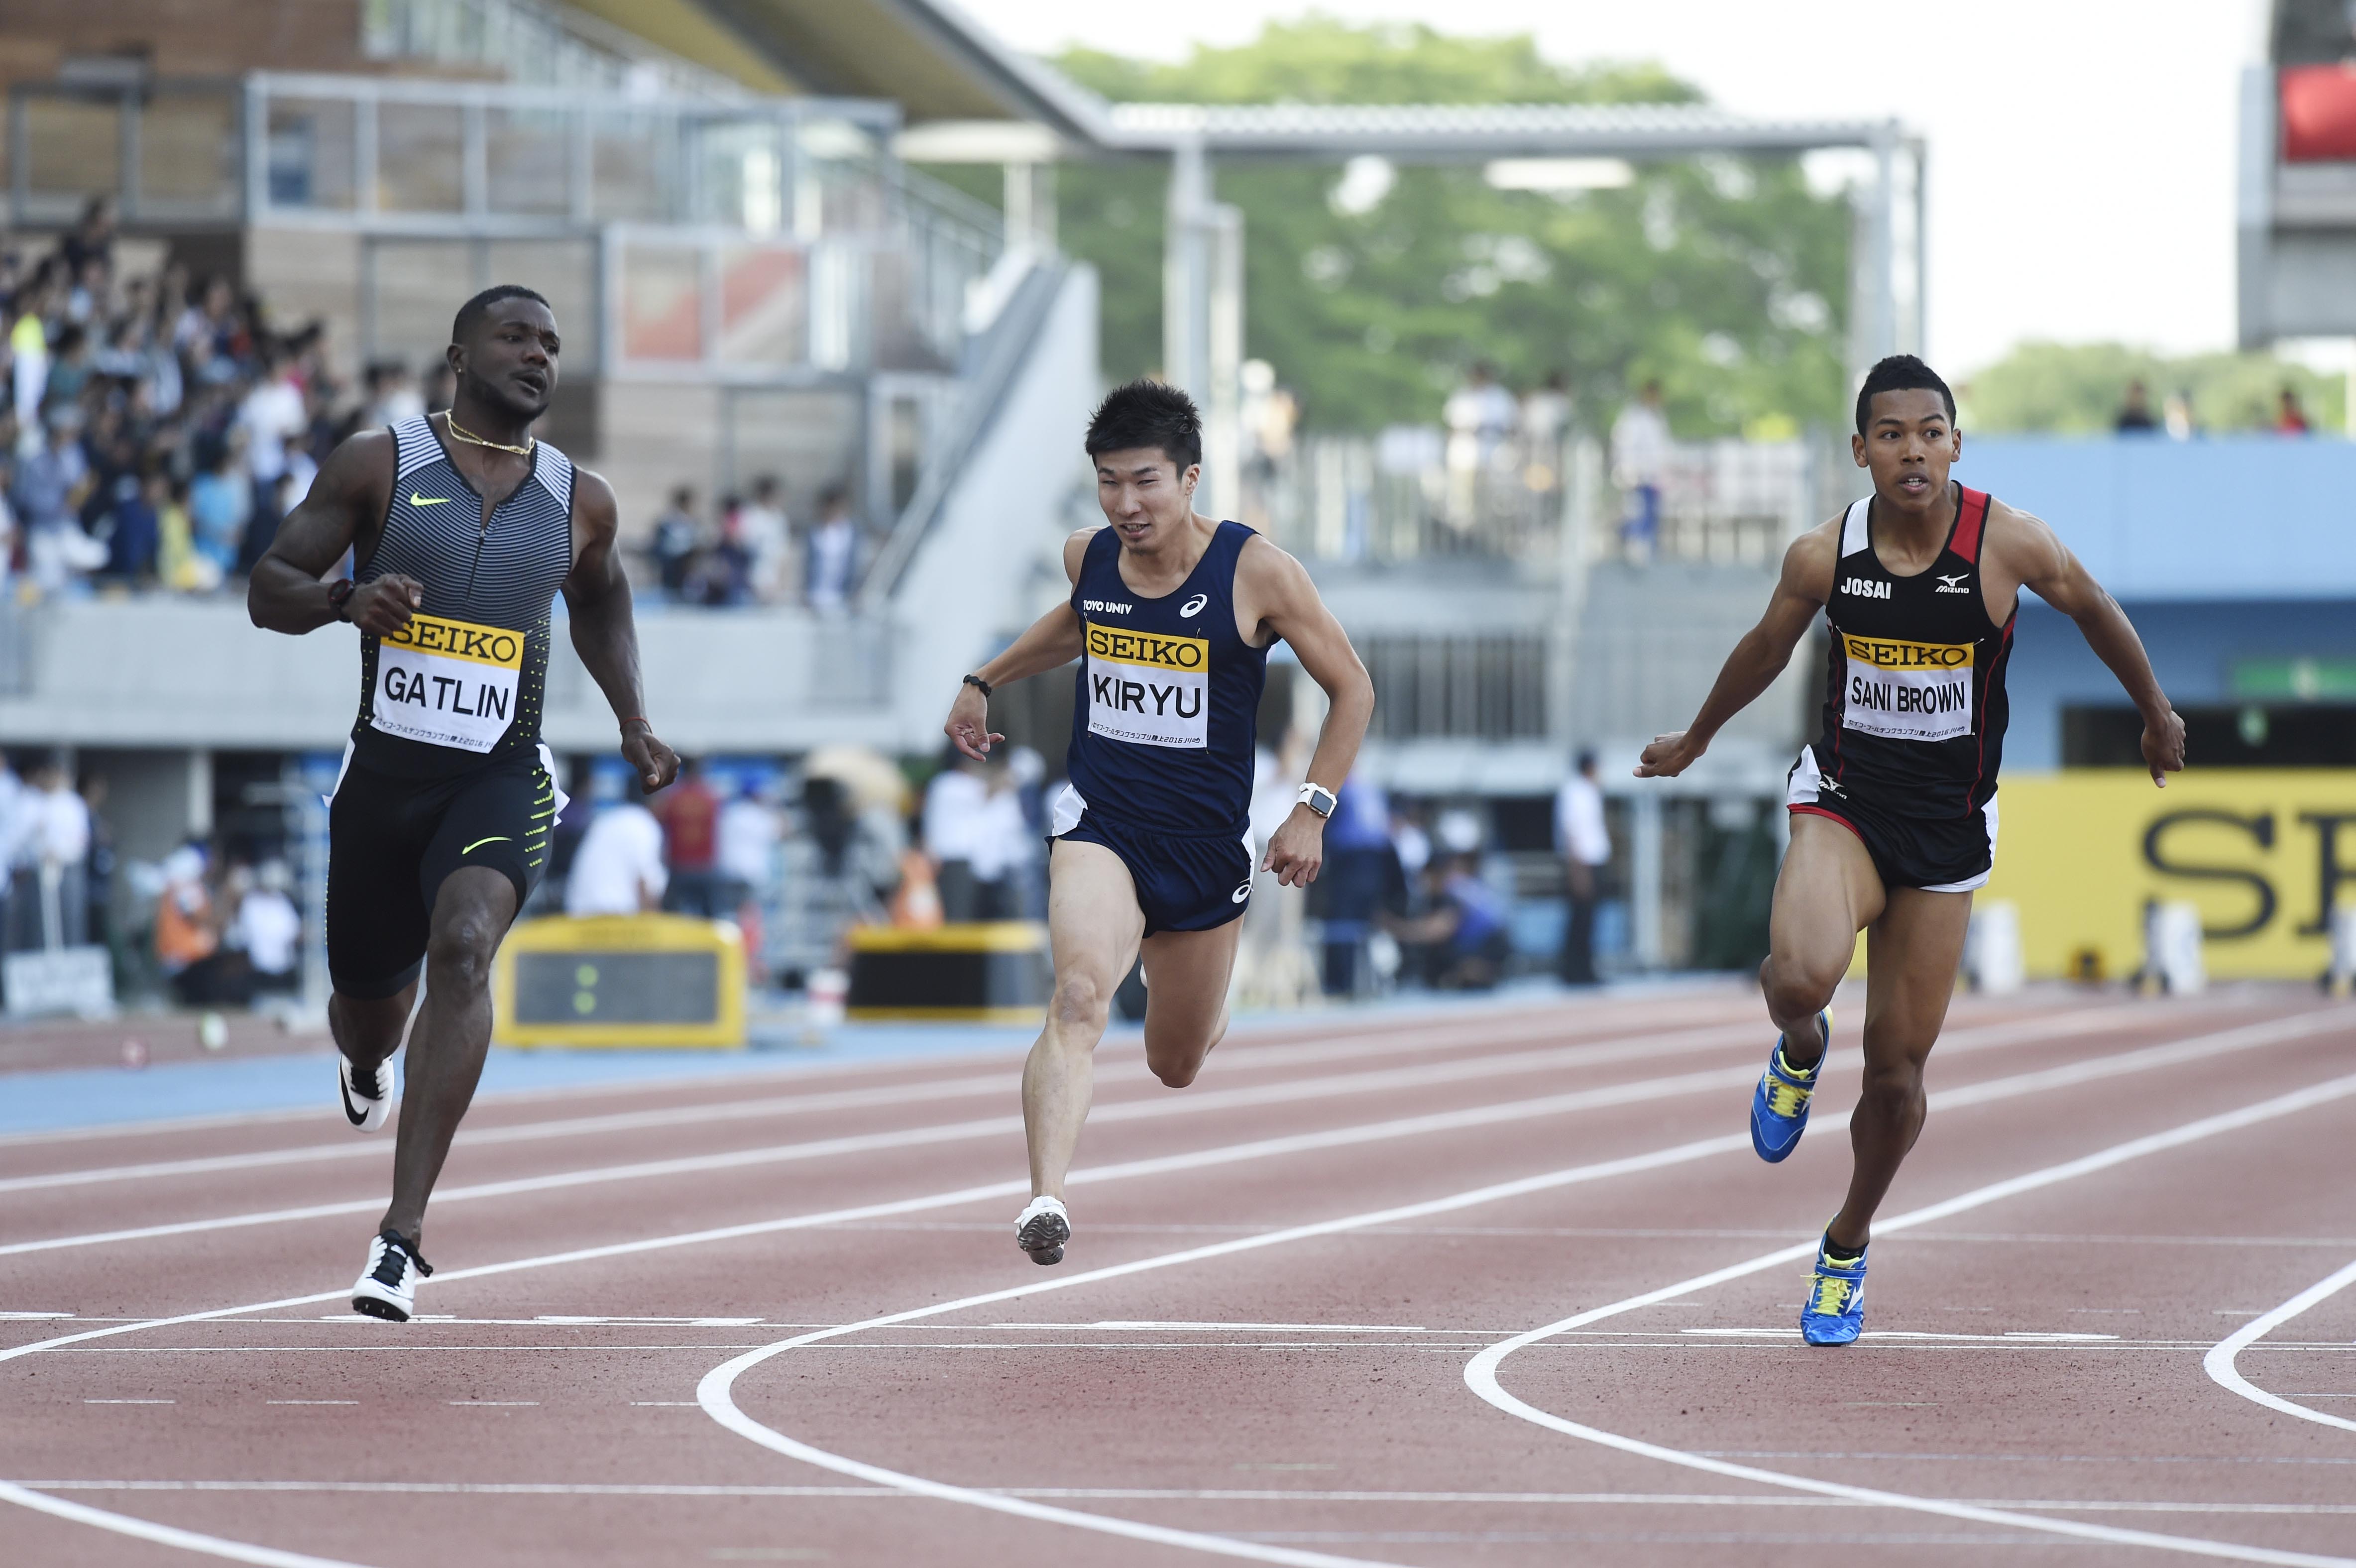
[1982,770,2356,979]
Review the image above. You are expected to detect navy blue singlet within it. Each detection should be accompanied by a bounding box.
[1064,521,1268,839]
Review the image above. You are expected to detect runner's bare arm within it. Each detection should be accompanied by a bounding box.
[247,430,421,637]
[1988,503,2184,787]
[1636,519,1839,779]
[942,528,1095,761]
[1240,535,1374,888]
[562,468,679,793]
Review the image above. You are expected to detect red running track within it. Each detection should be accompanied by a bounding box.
[4,983,2356,1567]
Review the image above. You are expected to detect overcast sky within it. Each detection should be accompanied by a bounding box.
[962,0,2266,376]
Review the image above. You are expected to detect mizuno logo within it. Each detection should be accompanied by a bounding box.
[1936,573,1972,594]
[410,493,452,507]
[1180,593,1209,618]
[1840,576,1891,600]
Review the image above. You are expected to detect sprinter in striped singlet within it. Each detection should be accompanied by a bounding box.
[250,286,678,1322]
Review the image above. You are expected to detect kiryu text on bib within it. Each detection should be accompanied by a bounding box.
[1085,622,1210,749]
[371,611,525,754]
[1840,632,1974,744]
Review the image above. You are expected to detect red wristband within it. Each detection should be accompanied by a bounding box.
[619,715,650,731]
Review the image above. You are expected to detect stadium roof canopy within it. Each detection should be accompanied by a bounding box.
[572,0,1906,160]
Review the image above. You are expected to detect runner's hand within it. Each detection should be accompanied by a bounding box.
[622,722,679,793]
[1263,805,1326,888]
[1634,731,1703,779]
[945,685,1003,762]
[347,574,423,637]
[2142,707,2186,788]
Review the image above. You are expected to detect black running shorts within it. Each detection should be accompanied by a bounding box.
[1786,748,1998,894]
[327,756,555,999]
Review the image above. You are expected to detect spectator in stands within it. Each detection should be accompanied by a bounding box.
[229,859,302,998]
[567,774,669,917]
[17,757,91,950]
[1312,775,1398,997]
[1611,379,1671,560]
[2278,386,2312,435]
[2115,378,2159,434]
[155,844,225,1004]
[158,476,215,592]
[717,775,782,917]
[805,484,860,612]
[1554,748,1610,985]
[652,485,700,598]
[922,749,1028,921]
[1444,360,1519,464]
[652,758,724,916]
[41,325,94,416]
[12,408,84,533]
[1521,369,1572,464]
[189,433,252,580]
[738,473,794,603]
[102,466,164,583]
[8,263,57,425]
[687,498,754,607]
[1388,853,1512,991]
[361,360,426,432]
[58,198,115,281]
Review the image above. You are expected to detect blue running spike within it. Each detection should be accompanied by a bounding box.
[1749,1009,1829,1162]
[1800,1233,1868,1345]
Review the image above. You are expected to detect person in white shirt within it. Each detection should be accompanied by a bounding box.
[238,349,308,495]
[1610,379,1671,560]
[1554,748,1611,985]
[19,759,91,949]
[232,860,304,994]
[737,474,794,605]
[565,783,669,917]
[924,752,1025,920]
[804,485,859,613]
[716,779,781,912]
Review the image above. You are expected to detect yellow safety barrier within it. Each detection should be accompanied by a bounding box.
[492,913,746,1048]
[846,921,1049,1024]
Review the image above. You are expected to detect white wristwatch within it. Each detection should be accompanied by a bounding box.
[1296,782,1337,819]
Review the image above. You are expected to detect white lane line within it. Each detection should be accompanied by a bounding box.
[84,1398,173,1403]
[0,1000,2278,1259]
[4,1009,2338,1568]
[0,1009,1776,1197]
[445,1400,537,1407]
[0,997,2155,1194]
[2204,1256,2356,1435]
[688,1052,2356,1568]
[1464,1072,2356,1568]
[265,1401,355,1406]
[0,1481,366,1568]
[15,1480,2356,1515]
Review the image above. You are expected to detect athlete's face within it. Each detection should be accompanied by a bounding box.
[1852,388,1960,514]
[454,300,560,422]
[1094,447,1200,550]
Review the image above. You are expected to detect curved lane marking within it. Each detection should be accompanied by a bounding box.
[0,1480,366,1568]
[2205,1255,2356,1435]
[1465,1069,2356,1568]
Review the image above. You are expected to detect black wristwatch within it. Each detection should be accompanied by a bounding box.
[962,673,993,699]
[327,579,357,622]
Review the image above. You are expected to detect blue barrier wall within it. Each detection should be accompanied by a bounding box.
[1957,436,2356,601]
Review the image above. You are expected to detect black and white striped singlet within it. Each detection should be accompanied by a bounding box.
[350,416,577,779]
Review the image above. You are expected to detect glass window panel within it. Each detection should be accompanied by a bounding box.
[367,239,475,373]
[694,118,783,233]
[26,97,121,198]
[486,239,597,367]
[716,245,804,367]
[621,245,703,362]
[592,112,676,223]
[377,103,463,213]
[487,107,572,217]
[264,98,356,211]
[138,93,239,214]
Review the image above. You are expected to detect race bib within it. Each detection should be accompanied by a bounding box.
[1085,622,1209,749]
[370,611,523,753]
[1840,632,1973,743]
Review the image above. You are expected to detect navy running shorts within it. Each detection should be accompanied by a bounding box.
[1786,748,1998,894]
[1048,784,1255,937]
[327,752,560,999]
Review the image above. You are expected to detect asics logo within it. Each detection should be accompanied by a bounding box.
[1180,593,1209,617]
[409,493,453,507]
[1231,880,1252,904]
[1935,572,1972,594]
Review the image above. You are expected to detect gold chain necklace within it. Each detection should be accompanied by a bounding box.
[444,414,534,457]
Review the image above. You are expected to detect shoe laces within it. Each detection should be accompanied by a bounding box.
[1764,1074,1813,1119]
[370,1232,432,1287]
[1809,1271,1856,1317]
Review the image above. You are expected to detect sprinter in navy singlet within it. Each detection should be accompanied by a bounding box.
[1636,355,2183,1346]
[251,286,677,1322]
[943,381,1374,1266]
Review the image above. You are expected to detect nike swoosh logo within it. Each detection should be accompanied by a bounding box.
[461,835,511,854]
[410,493,452,507]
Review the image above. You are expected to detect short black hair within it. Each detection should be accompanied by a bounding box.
[1086,379,1202,472]
[452,284,551,344]
[1854,353,1955,437]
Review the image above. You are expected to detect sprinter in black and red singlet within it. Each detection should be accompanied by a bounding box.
[941,381,1374,1268]
[1636,355,2185,1344]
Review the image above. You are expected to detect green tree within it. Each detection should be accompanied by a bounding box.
[1961,341,2345,435]
[915,18,1854,436]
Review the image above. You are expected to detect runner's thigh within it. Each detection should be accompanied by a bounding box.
[1138,920,1245,1061]
[1863,887,1973,1060]
[1771,813,1887,975]
[1047,837,1147,1005]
